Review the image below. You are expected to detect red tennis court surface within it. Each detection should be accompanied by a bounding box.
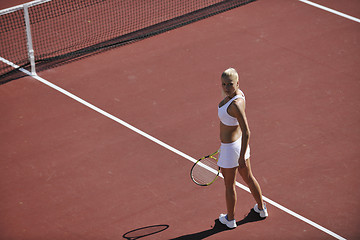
[1,0,359,239]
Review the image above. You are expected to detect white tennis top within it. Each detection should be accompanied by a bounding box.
[218,91,245,126]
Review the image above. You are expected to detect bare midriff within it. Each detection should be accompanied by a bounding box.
[220,121,241,143]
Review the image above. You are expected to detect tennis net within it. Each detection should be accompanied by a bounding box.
[0,0,255,84]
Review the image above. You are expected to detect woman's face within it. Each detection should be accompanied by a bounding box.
[221,77,238,97]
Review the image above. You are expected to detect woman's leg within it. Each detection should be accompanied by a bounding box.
[238,158,265,210]
[221,167,238,220]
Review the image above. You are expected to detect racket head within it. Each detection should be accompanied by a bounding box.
[190,150,220,186]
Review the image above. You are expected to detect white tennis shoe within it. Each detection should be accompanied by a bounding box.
[219,214,237,228]
[254,203,268,218]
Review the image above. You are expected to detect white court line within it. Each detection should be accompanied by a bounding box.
[299,0,360,23]
[0,56,346,240]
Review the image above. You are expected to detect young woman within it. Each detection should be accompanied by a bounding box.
[217,68,268,229]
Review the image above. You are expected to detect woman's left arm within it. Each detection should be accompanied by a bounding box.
[229,99,250,168]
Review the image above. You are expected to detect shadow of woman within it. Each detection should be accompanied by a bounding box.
[170,209,265,240]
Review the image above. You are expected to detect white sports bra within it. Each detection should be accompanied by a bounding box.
[218,92,245,126]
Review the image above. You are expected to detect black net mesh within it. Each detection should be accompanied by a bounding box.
[0,0,256,84]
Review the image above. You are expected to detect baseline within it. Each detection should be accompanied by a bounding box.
[298,0,360,23]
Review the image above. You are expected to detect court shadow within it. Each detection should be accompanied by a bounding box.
[122,224,169,239]
[170,209,265,240]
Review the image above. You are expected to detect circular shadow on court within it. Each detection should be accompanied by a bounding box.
[122,224,169,239]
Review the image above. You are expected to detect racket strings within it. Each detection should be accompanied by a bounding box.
[191,157,219,185]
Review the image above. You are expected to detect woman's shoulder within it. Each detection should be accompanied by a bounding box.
[232,97,245,106]
[229,97,246,113]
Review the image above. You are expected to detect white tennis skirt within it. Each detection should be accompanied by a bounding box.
[217,137,250,168]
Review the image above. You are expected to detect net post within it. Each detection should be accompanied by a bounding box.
[23,4,36,76]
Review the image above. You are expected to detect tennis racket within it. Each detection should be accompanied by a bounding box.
[190,150,220,186]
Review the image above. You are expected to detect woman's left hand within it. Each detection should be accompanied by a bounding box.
[238,157,246,168]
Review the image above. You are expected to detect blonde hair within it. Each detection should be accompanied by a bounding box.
[221,67,239,82]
